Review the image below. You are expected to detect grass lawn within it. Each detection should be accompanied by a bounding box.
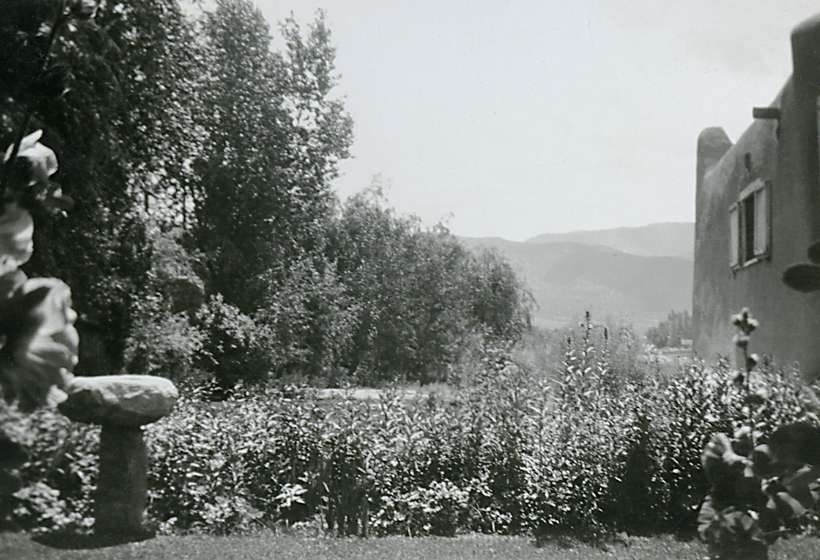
[2,532,819,560]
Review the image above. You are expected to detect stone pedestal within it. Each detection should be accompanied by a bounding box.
[95,425,148,536]
[59,375,177,538]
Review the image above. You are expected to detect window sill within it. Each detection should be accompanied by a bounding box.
[731,254,770,272]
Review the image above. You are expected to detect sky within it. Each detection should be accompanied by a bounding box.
[254,0,820,240]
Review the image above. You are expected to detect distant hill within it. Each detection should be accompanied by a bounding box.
[460,237,692,330]
[527,222,694,259]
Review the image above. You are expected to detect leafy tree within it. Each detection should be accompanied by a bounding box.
[0,1,156,373]
[329,186,531,384]
[255,255,357,383]
[647,310,692,349]
[106,0,207,229]
[277,12,353,226]
[468,249,532,341]
[194,1,352,313]
[331,187,432,381]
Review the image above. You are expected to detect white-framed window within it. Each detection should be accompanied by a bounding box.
[729,178,770,268]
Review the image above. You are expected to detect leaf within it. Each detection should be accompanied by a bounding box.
[782,465,820,509]
[772,491,807,517]
[739,512,755,533]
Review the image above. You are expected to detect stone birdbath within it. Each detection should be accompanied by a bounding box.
[58,375,177,537]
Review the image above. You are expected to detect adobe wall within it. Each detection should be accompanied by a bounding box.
[693,14,820,376]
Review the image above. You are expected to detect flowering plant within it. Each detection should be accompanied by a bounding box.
[0,0,97,412]
[0,132,79,411]
[698,309,820,560]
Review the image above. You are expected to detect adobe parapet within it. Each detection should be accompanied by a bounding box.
[696,127,733,191]
[792,13,820,88]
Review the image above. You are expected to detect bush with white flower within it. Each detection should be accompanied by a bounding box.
[0,130,78,412]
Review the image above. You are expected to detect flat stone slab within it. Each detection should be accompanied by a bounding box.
[59,375,177,426]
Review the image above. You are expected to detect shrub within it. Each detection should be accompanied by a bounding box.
[520,316,637,540]
[0,403,97,534]
[194,294,276,392]
[123,227,207,381]
[651,360,736,531]
[124,292,206,381]
[373,480,470,536]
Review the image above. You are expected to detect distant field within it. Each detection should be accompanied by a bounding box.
[2,532,819,560]
[313,384,455,402]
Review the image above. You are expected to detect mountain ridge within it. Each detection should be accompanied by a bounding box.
[459,223,694,331]
[525,222,694,259]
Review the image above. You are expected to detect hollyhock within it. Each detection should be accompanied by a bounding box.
[0,278,79,411]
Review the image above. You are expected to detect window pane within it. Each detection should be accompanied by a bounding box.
[743,196,755,262]
[729,205,739,266]
[754,187,768,255]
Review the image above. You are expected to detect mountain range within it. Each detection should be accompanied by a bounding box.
[460,222,694,331]
[526,222,694,259]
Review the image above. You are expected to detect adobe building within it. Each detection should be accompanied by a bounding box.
[693,14,820,376]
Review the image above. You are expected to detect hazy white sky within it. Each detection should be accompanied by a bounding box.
[256,0,820,240]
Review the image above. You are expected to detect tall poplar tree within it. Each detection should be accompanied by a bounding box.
[195,0,352,313]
